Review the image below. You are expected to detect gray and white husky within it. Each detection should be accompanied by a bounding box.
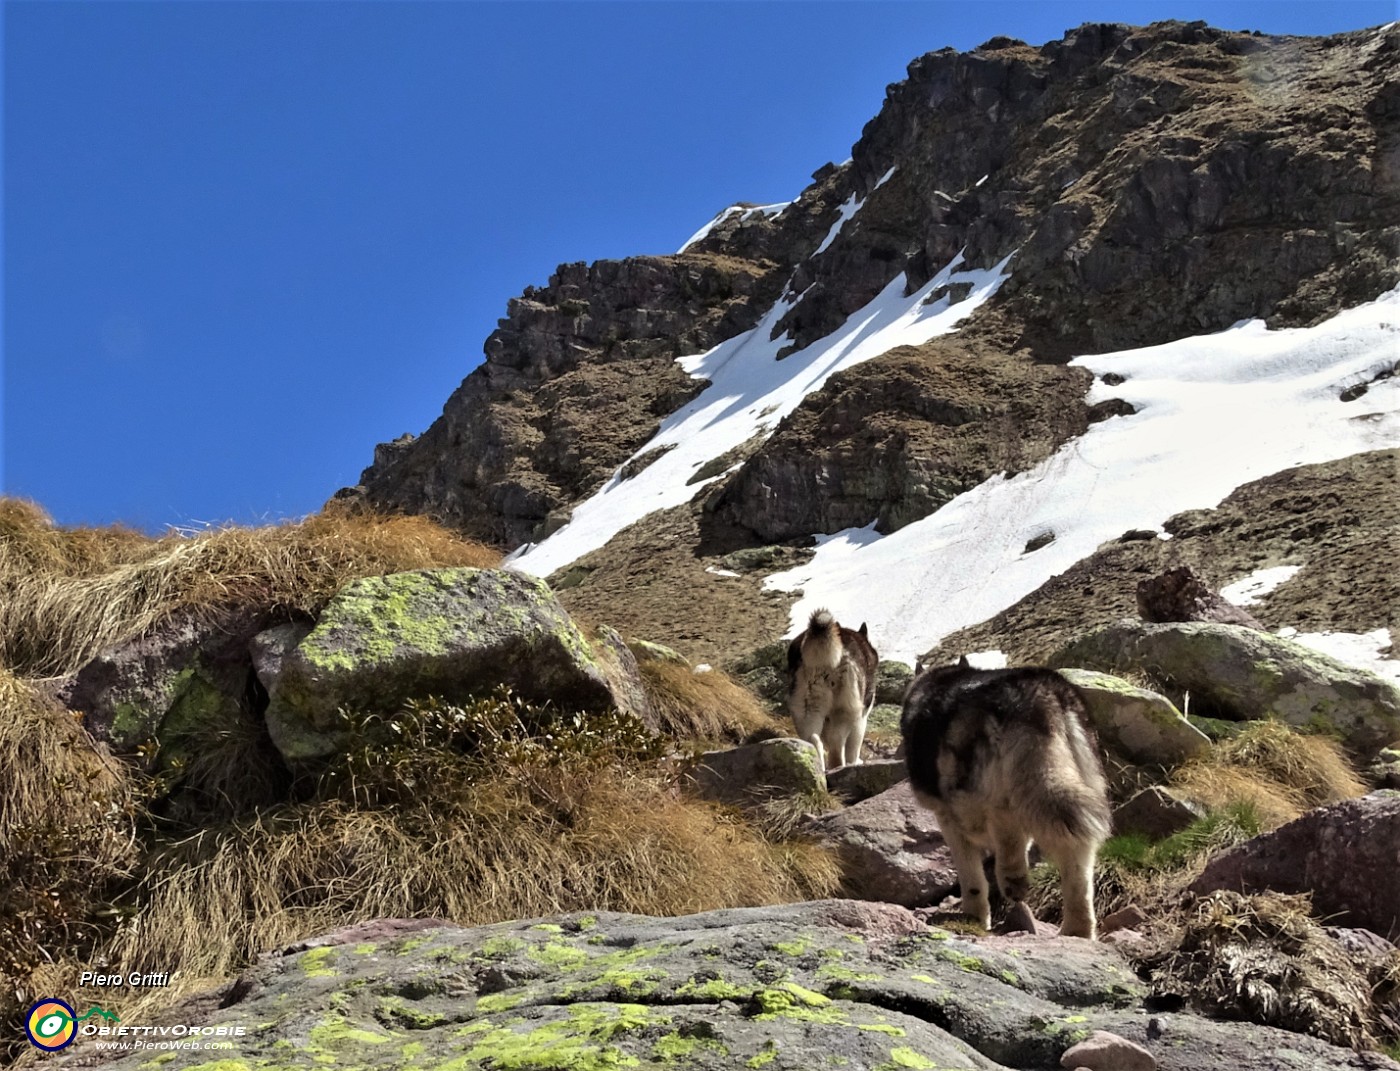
[786,609,879,770]
[900,659,1111,938]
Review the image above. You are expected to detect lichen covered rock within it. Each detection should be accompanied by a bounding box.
[1057,668,1210,766]
[264,567,652,763]
[685,738,826,806]
[1053,621,1400,759]
[83,899,1392,1071]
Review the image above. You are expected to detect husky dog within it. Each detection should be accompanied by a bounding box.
[786,609,879,770]
[900,659,1111,938]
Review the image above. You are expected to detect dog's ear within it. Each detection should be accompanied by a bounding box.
[958,654,971,668]
[858,622,869,638]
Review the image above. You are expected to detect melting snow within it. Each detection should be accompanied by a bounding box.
[767,286,1400,664]
[510,252,1013,577]
[1220,565,1303,606]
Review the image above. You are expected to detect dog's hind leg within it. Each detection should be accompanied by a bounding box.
[790,683,831,771]
[940,821,992,930]
[1042,834,1099,939]
[991,821,1033,905]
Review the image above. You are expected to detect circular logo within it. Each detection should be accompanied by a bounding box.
[26,999,76,1051]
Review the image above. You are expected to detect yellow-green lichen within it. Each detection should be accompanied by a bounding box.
[651,1031,727,1062]
[771,938,808,956]
[301,946,337,978]
[532,924,565,933]
[477,993,526,1014]
[353,942,377,955]
[445,1003,658,1071]
[747,1041,779,1068]
[887,1047,936,1069]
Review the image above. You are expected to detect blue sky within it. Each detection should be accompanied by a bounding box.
[5,1,1394,534]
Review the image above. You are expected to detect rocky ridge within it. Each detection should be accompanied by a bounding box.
[340,20,1400,641]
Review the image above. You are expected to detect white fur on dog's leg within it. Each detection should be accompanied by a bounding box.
[1049,841,1098,940]
[942,826,991,930]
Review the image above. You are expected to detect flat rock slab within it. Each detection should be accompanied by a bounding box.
[66,899,1393,1071]
[1053,621,1400,759]
[801,782,959,907]
[1058,668,1210,766]
[1191,790,1400,936]
[263,567,652,763]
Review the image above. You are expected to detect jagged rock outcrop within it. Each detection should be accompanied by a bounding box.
[342,20,1400,662]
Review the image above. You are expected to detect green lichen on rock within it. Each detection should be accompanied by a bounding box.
[264,567,653,764]
[300,946,337,979]
[1054,621,1400,758]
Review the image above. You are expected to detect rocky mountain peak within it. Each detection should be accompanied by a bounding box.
[337,19,1398,663]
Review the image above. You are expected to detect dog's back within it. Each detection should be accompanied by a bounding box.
[901,662,1110,937]
[787,609,878,769]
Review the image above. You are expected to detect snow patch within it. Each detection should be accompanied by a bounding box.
[705,566,741,578]
[511,252,1013,577]
[767,285,1400,664]
[1220,565,1302,606]
[1279,627,1399,683]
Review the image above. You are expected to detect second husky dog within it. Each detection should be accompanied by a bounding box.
[786,609,879,770]
[900,660,1111,938]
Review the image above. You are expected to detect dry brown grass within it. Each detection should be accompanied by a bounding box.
[637,660,782,744]
[108,757,839,989]
[1170,720,1366,827]
[0,669,144,1058]
[1143,891,1400,1051]
[0,498,499,677]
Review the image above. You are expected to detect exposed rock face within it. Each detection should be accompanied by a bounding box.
[345,21,1400,577]
[1052,620,1400,757]
[1191,791,1400,937]
[263,568,653,763]
[62,609,261,759]
[84,900,1396,1071]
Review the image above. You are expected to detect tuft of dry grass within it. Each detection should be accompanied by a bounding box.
[0,669,145,1057]
[1170,720,1366,827]
[637,660,782,744]
[109,757,839,988]
[1142,890,1400,1051]
[0,500,499,677]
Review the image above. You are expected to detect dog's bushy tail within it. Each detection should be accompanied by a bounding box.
[799,608,843,672]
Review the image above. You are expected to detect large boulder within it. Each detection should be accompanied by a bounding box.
[1053,621,1400,758]
[61,609,257,762]
[88,899,1393,1071]
[1190,791,1400,937]
[263,568,653,764]
[801,782,958,907]
[1058,668,1210,766]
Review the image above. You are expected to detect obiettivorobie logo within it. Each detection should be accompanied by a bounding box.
[25,1000,119,1052]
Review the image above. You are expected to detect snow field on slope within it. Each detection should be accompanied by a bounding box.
[509,251,1012,578]
[766,286,1400,666]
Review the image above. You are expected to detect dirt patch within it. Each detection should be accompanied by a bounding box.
[553,504,796,665]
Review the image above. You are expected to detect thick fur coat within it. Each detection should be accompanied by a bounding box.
[900,661,1112,938]
[786,609,879,770]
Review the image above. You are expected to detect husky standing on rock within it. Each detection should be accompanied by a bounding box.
[900,659,1111,938]
[786,609,879,771]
